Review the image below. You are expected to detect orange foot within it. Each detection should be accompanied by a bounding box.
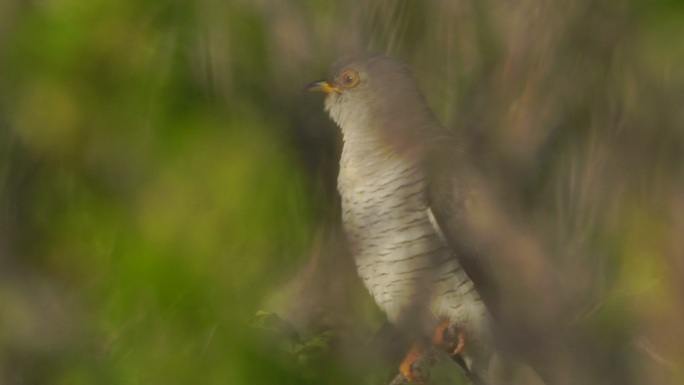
[395,320,466,384]
[398,344,434,384]
[432,319,466,356]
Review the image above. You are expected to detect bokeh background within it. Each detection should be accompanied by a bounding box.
[1,0,683,384]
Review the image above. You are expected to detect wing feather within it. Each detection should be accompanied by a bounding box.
[423,132,500,317]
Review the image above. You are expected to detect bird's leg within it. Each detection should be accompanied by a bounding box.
[396,343,436,384]
[432,318,466,356]
[392,320,466,385]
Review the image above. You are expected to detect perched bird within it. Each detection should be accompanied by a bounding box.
[305,52,509,384]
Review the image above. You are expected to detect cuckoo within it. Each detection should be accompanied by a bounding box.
[305,52,541,385]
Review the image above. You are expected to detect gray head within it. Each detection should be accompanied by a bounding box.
[306,52,442,150]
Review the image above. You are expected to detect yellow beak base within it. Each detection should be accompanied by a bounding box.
[304,80,339,94]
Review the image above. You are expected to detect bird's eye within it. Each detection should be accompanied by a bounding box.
[341,70,360,88]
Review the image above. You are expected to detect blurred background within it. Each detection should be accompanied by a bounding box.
[0,0,683,384]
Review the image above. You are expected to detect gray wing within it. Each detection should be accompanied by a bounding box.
[423,134,500,316]
[423,132,569,385]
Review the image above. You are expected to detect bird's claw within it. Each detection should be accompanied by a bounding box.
[394,320,466,384]
[398,344,436,384]
[433,319,466,356]
[451,330,466,355]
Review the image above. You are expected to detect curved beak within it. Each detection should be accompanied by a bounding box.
[304,80,339,94]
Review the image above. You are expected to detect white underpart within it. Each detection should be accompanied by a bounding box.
[326,92,491,369]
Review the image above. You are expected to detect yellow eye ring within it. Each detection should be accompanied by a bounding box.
[340,70,360,88]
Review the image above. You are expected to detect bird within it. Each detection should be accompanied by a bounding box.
[304,52,510,384]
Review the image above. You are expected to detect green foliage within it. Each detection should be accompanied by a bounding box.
[0,0,683,384]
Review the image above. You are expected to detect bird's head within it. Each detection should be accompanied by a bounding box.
[305,52,434,145]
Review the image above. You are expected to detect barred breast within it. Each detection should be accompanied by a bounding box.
[338,146,488,342]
